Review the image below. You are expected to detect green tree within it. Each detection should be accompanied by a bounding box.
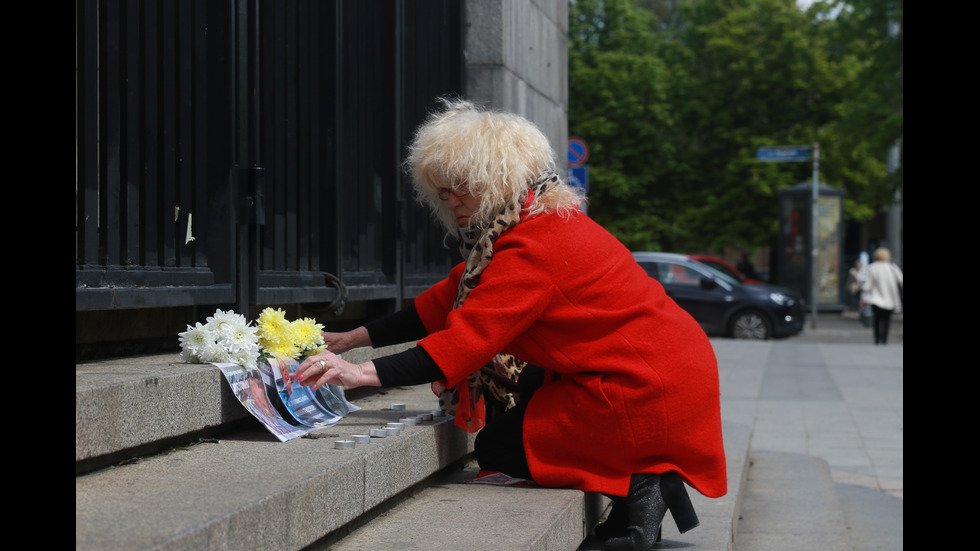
[817,0,903,219]
[569,0,900,251]
[667,0,847,250]
[570,0,684,249]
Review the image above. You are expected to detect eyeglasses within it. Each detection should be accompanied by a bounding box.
[437,186,470,200]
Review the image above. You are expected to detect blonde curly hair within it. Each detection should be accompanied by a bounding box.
[404,98,585,233]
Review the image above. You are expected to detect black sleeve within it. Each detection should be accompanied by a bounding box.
[373,346,445,387]
[363,303,429,347]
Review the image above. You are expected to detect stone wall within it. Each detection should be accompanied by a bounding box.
[464,0,568,176]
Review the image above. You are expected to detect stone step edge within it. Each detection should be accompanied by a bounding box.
[76,403,751,551]
[326,456,609,551]
[75,383,477,551]
[76,356,748,551]
[733,450,853,551]
[332,420,752,551]
[75,344,416,469]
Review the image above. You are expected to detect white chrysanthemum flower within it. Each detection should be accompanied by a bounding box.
[207,309,248,336]
[179,322,214,361]
[195,336,227,362]
[224,324,261,367]
[220,323,259,352]
[232,346,260,369]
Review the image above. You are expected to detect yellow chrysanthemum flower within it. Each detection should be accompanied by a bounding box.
[291,317,325,350]
[252,308,327,359]
[264,341,301,358]
[256,307,290,350]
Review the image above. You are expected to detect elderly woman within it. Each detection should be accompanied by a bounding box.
[295,98,727,549]
[861,247,904,344]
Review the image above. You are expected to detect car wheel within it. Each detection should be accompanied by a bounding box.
[730,310,771,340]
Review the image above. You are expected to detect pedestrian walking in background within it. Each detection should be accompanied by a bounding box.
[845,258,867,312]
[861,247,903,344]
[736,252,759,281]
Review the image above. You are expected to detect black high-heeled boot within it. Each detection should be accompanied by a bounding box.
[603,472,699,550]
[660,471,700,533]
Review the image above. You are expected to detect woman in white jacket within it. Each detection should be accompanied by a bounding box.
[861,247,904,344]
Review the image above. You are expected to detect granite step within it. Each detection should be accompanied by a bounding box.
[76,350,752,550]
[733,450,852,551]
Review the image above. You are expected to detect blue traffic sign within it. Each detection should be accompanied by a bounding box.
[568,165,588,193]
[756,145,811,162]
[568,137,589,167]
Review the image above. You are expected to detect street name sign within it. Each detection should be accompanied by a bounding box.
[756,145,811,162]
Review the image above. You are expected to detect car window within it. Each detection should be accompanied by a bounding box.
[701,260,736,278]
[663,263,702,286]
[694,263,739,286]
[637,262,663,281]
[639,261,703,286]
[636,255,739,290]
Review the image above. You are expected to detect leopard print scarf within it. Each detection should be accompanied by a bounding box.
[431,170,559,432]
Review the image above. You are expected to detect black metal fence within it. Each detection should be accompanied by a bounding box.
[76,0,462,317]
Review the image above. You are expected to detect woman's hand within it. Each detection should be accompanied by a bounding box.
[319,326,371,355]
[294,351,380,390]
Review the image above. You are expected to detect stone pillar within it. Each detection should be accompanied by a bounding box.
[463,0,569,176]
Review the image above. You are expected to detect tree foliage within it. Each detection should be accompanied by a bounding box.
[569,0,903,251]
[570,0,685,249]
[818,0,903,217]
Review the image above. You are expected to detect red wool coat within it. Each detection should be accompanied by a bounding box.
[414,209,727,499]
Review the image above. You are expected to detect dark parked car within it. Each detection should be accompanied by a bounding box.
[633,252,805,339]
[688,254,764,285]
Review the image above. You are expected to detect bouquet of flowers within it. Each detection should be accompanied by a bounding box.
[254,307,326,360]
[179,308,355,441]
[178,307,326,368]
[178,309,262,368]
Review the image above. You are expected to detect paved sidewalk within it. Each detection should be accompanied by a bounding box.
[714,316,903,498]
[791,310,902,345]
[714,313,903,550]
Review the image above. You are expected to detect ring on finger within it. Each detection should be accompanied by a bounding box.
[319,360,326,368]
